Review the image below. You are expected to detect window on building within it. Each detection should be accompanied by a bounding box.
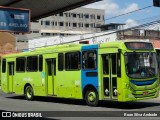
[79,23,83,27]
[2,59,6,73]
[73,23,77,27]
[79,13,83,18]
[53,33,58,36]
[77,14,80,18]
[90,23,95,28]
[65,52,80,70]
[66,22,68,27]
[59,13,63,16]
[82,50,97,69]
[85,24,89,28]
[58,53,64,71]
[84,14,89,19]
[55,22,57,26]
[73,13,77,18]
[59,22,64,26]
[46,33,51,36]
[27,56,38,72]
[90,14,95,19]
[39,55,43,71]
[52,21,54,26]
[41,21,43,25]
[45,21,50,26]
[97,15,101,20]
[32,31,39,33]
[60,33,64,36]
[16,57,26,72]
[64,13,68,17]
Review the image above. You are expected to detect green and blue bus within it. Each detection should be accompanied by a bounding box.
[1,41,159,106]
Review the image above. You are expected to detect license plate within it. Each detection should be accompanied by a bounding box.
[143,92,149,95]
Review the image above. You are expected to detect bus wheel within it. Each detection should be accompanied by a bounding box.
[25,86,34,100]
[85,90,98,106]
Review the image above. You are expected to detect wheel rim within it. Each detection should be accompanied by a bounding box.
[88,91,96,103]
[26,87,32,99]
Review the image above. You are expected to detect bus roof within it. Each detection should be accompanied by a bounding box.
[1,40,153,58]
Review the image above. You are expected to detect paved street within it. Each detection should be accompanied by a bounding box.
[0,89,159,120]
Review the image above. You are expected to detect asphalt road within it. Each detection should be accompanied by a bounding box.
[0,89,160,120]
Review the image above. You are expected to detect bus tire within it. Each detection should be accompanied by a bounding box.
[85,90,98,106]
[25,86,34,101]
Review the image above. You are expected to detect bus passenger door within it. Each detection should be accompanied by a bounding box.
[102,54,118,100]
[46,58,56,95]
[82,49,98,93]
[8,62,14,92]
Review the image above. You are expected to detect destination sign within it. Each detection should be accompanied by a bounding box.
[125,42,153,50]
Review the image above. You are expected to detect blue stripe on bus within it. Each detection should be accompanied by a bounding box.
[130,78,157,86]
[81,44,98,50]
[81,44,99,93]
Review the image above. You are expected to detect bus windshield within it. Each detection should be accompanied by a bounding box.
[125,52,158,78]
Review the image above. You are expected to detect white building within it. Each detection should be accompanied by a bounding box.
[28,31,118,49]
[16,7,105,41]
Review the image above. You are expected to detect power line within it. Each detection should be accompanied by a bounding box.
[105,5,153,21]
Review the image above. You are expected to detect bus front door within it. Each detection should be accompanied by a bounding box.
[8,62,14,92]
[46,59,56,95]
[102,54,118,100]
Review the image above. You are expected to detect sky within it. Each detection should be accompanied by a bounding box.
[84,0,160,28]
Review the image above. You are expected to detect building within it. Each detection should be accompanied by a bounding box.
[15,7,105,46]
[0,32,16,54]
[98,23,125,31]
[28,31,118,49]
[0,7,104,51]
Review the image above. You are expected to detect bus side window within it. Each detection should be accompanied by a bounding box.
[65,51,80,70]
[58,53,64,71]
[39,55,43,71]
[82,50,97,69]
[2,59,6,73]
[102,55,109,74]
[27,56,38,72]
[16,57,26,72]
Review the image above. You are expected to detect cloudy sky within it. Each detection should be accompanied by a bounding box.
[84,0,160,28]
